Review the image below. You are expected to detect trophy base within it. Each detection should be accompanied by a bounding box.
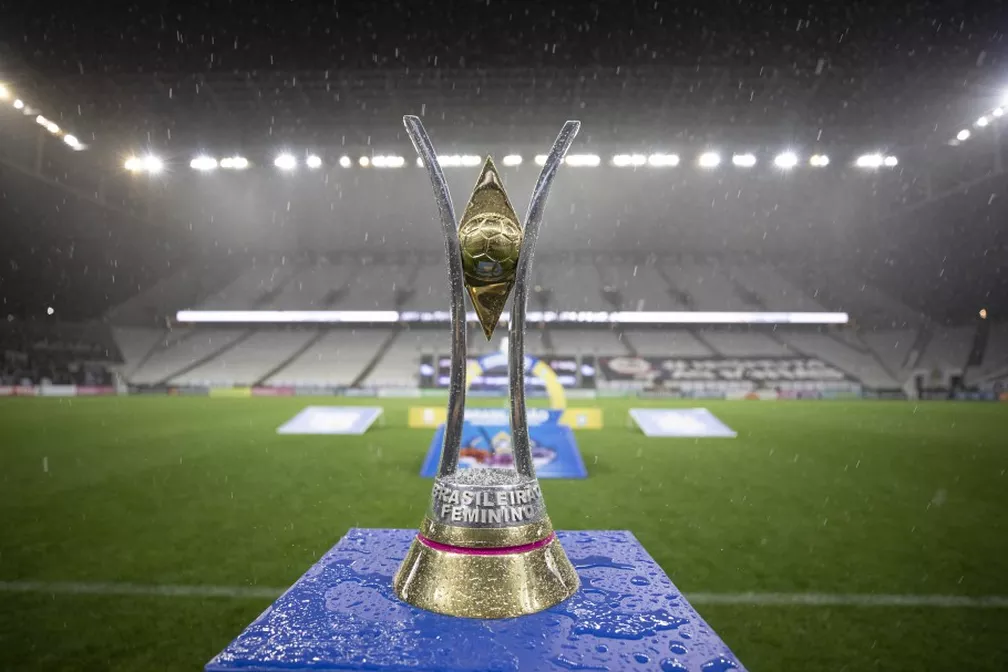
[393,532,579,619]
[206,529,747,672]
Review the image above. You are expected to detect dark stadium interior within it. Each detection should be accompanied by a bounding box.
[1,1,1007,671]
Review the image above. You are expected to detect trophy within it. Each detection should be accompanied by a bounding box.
[393,115,582,618]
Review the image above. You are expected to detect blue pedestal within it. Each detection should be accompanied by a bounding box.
[207,529,745,672]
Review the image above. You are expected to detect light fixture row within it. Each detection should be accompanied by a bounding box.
[0,82,85,150]
[124,150,900,174]
[950,93,1008,145]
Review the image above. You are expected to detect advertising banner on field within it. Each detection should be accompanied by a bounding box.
[277,406,384,435]
[420,408,587,479]
[409,406,603,430]
[600,356,852,390]
[629,408,738,438]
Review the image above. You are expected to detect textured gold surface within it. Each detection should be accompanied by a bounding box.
[420,517,554,548]
[393,536,580,618]
[458,157,523,339]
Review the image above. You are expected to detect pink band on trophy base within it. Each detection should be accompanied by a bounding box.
[417,532,556,556]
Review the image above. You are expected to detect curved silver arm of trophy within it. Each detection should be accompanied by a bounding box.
[509,120,581,478]
[403,115,467,478]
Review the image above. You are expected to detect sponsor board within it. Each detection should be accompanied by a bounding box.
[629,408,738,438]
[277,406,384,435]
[953,390,998,402]
[39,384,78,397]
[76,386,117,396]
[725,390,779,401]
[408,406,603,430]
[600,356,855,393]
[251,387,295,397]
[420,409,587,479]
[208,387,252,398]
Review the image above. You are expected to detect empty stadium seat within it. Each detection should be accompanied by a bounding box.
[623,329,711,356]
[170,330,318,386]
[775,331,899,388]
[264,328,392,387]
[698,331,793,356]
[129,329,248,384]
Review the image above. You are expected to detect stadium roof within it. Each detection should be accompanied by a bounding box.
[1,1,1007,158]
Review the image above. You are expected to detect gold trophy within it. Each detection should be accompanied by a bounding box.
[393,116,581,618]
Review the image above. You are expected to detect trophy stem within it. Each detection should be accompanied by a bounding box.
[508,121,581,478]
[403,115,467,478]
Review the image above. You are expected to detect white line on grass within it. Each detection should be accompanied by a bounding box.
[2,581,1007,608]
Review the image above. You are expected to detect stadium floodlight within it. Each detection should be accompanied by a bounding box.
[977,116,990,128]
[416,157,424,167]
[124,156,142,172]
[855,153,884,168]
[956,129,971,141]
[35,115,55,132]
[502,154,523,166]
[13,98,24,110]
[372,154,406,168]
[62,134,80,149]
[883,155,898,167]
[359,156,370,167]
[731,153,756,168]
[647,153,679,167]
[809,154,830,167]
[564,153,600,167]
[0,83,8,100]
[773,151,799,169]
[220,156,249,170]
[612,154,646,167]
[698,151,721,168]
[436,154,481,167]
[339,155,352,168]
[190,156,218,171]
[274,153,297,170]
[142,155,163,174]
[994,107,1005,118]
[534,154,547,166]
[306,154,323,169]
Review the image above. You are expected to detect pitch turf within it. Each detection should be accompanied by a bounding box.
[1,396,1006,671]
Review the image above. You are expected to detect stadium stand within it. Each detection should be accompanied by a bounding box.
[660,258,754,310]
[170,330,319,386]
[774,331,900,389]
[262,260,354,309]
[129,329,248,385]
[263,328,394,387]
[917,325,976,374]
[860,328,919,382]
[99,256,1000,394]
[365,329,443,387]
[623,329,712,356]
[697,331,794,357]
[596,258,673,311]
[110,327,168,374]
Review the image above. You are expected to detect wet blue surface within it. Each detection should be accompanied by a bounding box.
[206,529,745,672]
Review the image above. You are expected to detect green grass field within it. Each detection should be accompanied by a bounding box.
[1,396,1006,671]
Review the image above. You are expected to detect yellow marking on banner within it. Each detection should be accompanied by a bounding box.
[208,387,252,398]
[559,407,603,429]
[408,406,448,428]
